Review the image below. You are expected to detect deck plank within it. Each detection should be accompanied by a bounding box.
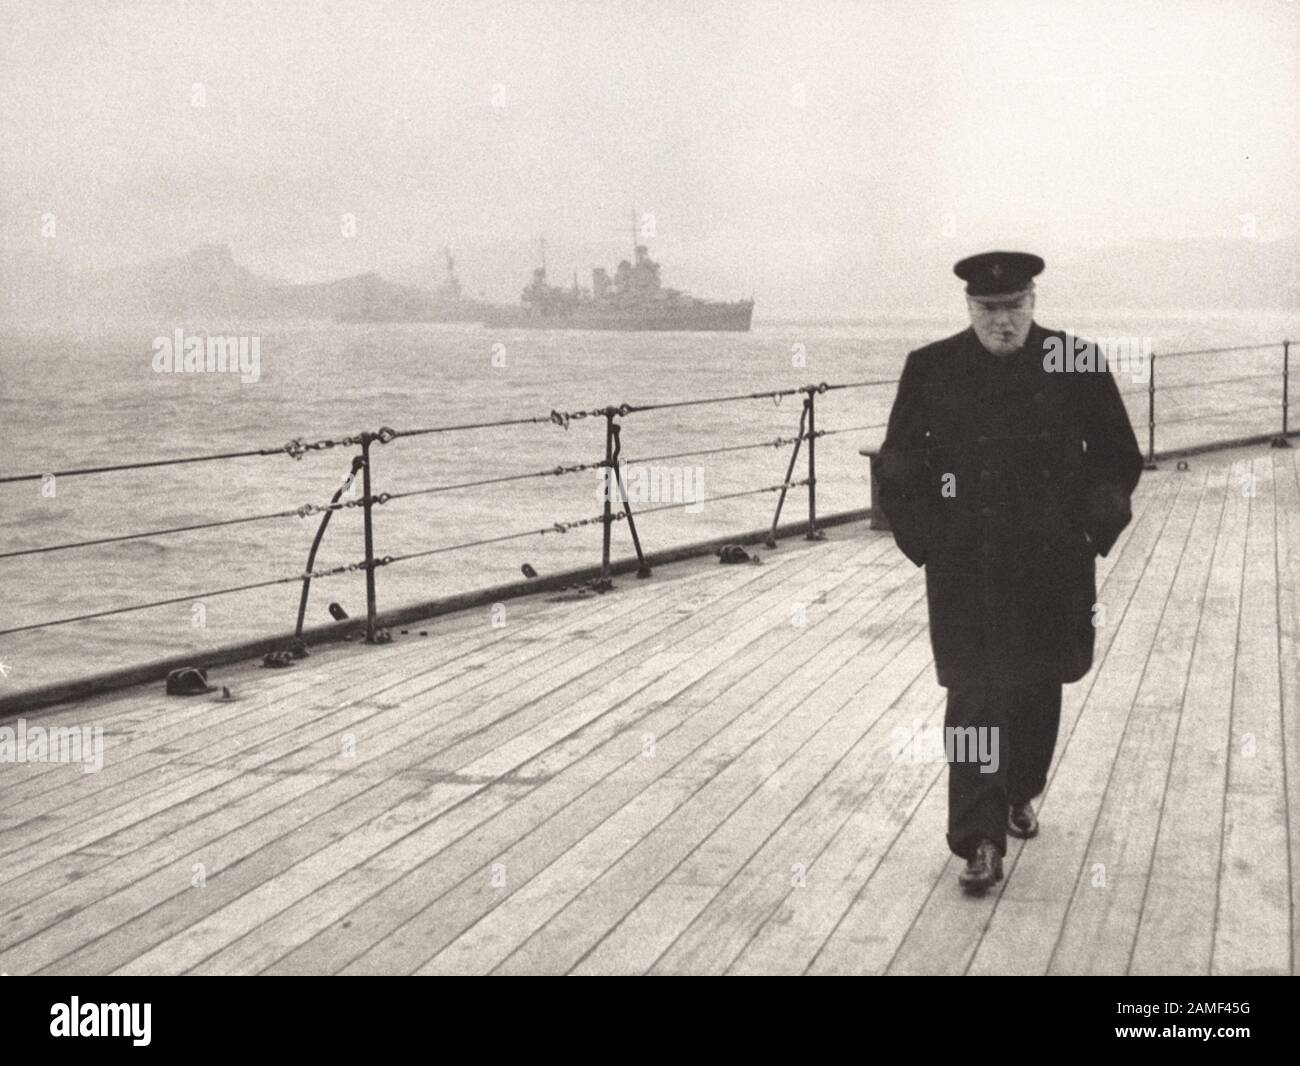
[204,542,903,974]
[0,578,690,897]
[0,575,540,762]
[480,617,933,977]
[1046,465,1223,974]
[0,587,667,838]
[271,551,914,974]
[1275,450,1300,973]
[4,553,807,973]
[414,547,924,975]
[584,608,935,975]
[633,638,938,975]
[1128,459,1254,973]
[42,541,857,974]
[1213,455,1291,975]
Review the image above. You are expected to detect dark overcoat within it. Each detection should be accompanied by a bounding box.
[871,322,1143,688]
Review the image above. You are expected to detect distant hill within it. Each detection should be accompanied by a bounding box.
[77,243,275,318]
[1,243,487,324]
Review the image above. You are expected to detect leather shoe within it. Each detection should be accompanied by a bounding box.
[1008,801,1039,839]
[957,840,1003,894]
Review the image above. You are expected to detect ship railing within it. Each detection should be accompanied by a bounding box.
[0,379,898,709]
[0,338,1292,711]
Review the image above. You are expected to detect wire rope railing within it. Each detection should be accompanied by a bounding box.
[1,340,1292,652]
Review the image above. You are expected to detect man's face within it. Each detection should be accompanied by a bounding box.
[967,289,1035,356]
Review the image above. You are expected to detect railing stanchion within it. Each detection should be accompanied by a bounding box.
[1273,340,1292,449]
[295,455,364,637]
[765,396,810,548]
[597,408,616,589]
[805,386,824,540]
[1144,348,1159,470]
[360,432,378,642]
[610,422,651,578]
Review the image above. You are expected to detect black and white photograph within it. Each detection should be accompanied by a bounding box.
[0,0,1296,1025]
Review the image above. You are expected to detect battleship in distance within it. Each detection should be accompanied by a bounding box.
[483,224,754,333]
[69,231,754,331]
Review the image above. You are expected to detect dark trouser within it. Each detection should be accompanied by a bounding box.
[945,679,1062,860]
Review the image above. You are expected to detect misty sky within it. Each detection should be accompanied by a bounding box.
[2,0,1296,311]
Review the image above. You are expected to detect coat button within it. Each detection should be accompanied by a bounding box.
[981,506,994,516]
[979,470,992,482]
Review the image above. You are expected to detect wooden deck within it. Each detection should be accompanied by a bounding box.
[1,447,1296,976]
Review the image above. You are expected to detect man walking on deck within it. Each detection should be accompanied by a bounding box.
[871,251,1143,894]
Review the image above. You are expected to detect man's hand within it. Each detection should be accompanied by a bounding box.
[1082,481,1132,557]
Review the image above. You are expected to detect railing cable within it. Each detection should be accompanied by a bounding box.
[0,559,372,637]
[380,480,810,566]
